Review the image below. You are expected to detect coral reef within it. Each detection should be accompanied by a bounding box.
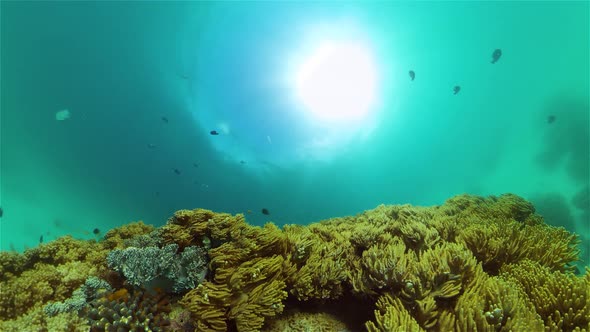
[0,194,588,331]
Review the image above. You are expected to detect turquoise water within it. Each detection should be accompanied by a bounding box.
[1,2,588,264]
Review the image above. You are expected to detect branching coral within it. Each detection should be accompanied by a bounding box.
[500,259,590,331]
[170,210,292,330]
[458,218,580,274]
[365,293,424,332]
[180,281,232,331]
[353,235,413,294]
[452,276,545,331]
[205,254,291,331]
[287,239,350,300]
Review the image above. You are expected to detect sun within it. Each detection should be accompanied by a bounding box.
[294,40,379,124]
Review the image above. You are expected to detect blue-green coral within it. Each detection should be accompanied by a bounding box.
[44,276,113,316]
[106,243,207,292]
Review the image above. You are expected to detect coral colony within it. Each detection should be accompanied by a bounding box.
[1,194,589,331]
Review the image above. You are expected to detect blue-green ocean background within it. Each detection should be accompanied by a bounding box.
[1,2,588,265]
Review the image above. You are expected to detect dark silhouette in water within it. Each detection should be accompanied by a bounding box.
[572,185,589,212]
[93,228,101,235]
[535,98,589,184]
[261,208,270,215]
[147,143,156,149]
[173,168,181,175]
[491,48,502,64]
[193,163,199,168]
[0,207,3,218]
[39,235,43,244]
[530,192,575,232]
[161,116,169,123]
[210,130,219,135]
[409,70,415,81]
[453,85,461,95]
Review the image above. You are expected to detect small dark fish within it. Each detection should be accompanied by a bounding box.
[155,191,160,196]
[210,130,219,135]
[173,168,181,175]
[161,116,169,123]
[147,143,156,149]
[547,115,556,124]
[0,207,3,218]
[261,208,270,215]
[491,48,502,64]
[240,160,246,165]
[453,85,461,95]
[39,235,44,244]
[93,228,101,235]
[409,70,415,81]
[193,163,199,168]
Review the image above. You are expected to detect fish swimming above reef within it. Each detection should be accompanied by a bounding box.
[55,109,71,121]
[547,115,556,124]
[261,208,270,215]
[491,49,502,64]
[409,70,415,81]
[210,130,219,136]
[453,85,461,95]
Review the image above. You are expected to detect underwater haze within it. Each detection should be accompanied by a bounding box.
[0,1,588,264]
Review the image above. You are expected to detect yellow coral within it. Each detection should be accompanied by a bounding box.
[0,235,109,321]
[180,281,232,331]
[102,221,155,249]
[500,259,590,331]
[0,306,89,331]
[352,236,413,294]
[458,218,580,274]
[288,237,350,300]
[453,276,545,331]
[230,278,288,331]
[366,293,424,332]
[176,210,294,330]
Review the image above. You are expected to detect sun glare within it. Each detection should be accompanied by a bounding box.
[294,40,379,124]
